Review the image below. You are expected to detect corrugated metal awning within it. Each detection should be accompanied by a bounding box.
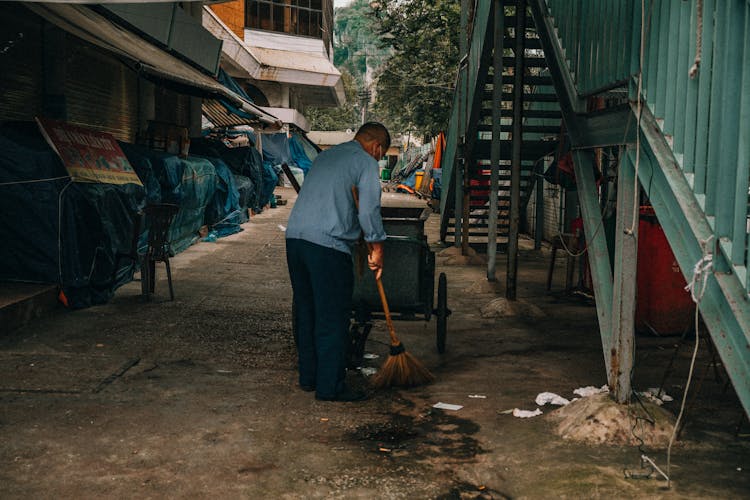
[203,99,267,129]
[26,3,281,128]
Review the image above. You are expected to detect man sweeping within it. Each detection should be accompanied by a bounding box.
[285,122,390,402]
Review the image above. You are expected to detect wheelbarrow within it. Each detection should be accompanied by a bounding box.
[349,205,450,368]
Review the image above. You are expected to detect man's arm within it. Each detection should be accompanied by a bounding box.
[357,166,386,280]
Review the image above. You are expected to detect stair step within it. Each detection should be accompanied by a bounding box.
[441,240,509,254]
[466,197,528,205]
[482,91,559,102]
[0,283,59,335]
[489,74,554,86]
[473,139,558,159]
[504,16,536,30]
[480,108,562,120]
[503,37,543,51]
[465,173,534,181]
[476,124,561,135]
[500,56,548,68]
[480,108,561,120]
[445,229,510,237]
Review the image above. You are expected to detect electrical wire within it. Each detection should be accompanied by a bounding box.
[0,175,72,187]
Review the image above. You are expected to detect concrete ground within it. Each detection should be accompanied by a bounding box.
[1,187,748,499]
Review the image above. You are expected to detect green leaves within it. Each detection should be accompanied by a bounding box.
[372,0,461,138]
[308,0,461,138]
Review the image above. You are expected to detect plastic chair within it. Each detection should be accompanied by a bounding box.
[142,203,179,301]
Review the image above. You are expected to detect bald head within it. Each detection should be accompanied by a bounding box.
[355,122,391,155]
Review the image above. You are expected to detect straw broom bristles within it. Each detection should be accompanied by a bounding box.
[370,279,435,388]
[371,344,435,388]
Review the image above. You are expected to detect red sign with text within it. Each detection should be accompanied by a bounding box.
[36,117,142,186]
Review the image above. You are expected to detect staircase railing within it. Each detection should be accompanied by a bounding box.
[439,0,494,240]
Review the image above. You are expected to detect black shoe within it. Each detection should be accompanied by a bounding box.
[316,388,368,402]
[299,384,315,392]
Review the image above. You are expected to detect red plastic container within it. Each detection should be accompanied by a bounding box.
[635,207,696,334]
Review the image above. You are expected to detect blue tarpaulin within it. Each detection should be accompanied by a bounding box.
[289,134,312,174]
[0,121,145,308]
[190,138,264,213]
[262,133,292,166]
[202,156,245,237]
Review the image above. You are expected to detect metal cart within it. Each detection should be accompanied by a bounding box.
[349,205,450,367]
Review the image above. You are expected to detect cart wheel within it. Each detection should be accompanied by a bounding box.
[436,272,448,354]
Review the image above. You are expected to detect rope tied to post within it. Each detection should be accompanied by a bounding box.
[689,0,703,79]
[666,234,713,488]
[683,235,713,303]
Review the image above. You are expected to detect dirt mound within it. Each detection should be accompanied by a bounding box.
[547,393,675,447]
[479,297,545,319]
[463,279,503,295]
[438,246,487,266]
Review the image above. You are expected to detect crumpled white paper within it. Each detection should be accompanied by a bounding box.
[535,392,571,406]
[512,408,543,418]
[639,387,674,405]
[647,387,673,402]
[433,402,463,411]
[573,385,610,398]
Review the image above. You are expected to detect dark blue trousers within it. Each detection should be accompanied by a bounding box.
[286,238,353,399]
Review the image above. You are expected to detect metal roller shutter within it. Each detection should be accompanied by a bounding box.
[154,86,191,129]
[0,5,44,122]
[65,36,138,142]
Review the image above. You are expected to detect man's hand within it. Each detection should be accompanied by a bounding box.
[367,242,384,281]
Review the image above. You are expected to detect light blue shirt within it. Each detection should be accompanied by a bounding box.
[286,140,386,254]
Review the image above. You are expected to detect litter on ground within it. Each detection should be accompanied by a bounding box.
[512,408,543,418]
[535,392,570,406]
[433,402,463,411]
[573,385,609,398]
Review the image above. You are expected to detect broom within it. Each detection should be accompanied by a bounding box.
[351,186,434,388]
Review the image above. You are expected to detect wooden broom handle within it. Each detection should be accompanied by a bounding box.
[376,276,399,346]
[352,186,400,347]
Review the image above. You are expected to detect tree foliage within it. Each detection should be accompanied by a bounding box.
[371,0,460,138]
[306,0,460,137]
[332,0,384,87]
[306,0,382,131]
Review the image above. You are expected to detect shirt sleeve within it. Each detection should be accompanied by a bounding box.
[356,162,386,243]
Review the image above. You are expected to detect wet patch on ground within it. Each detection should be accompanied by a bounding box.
[348,408,485,462]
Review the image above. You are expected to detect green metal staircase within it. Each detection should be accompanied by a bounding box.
[442,0,750,419]
[440,1,561,256]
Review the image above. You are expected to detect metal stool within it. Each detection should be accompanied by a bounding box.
[142,203,179,301]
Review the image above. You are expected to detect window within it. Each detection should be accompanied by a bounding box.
[246,0,323,38]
